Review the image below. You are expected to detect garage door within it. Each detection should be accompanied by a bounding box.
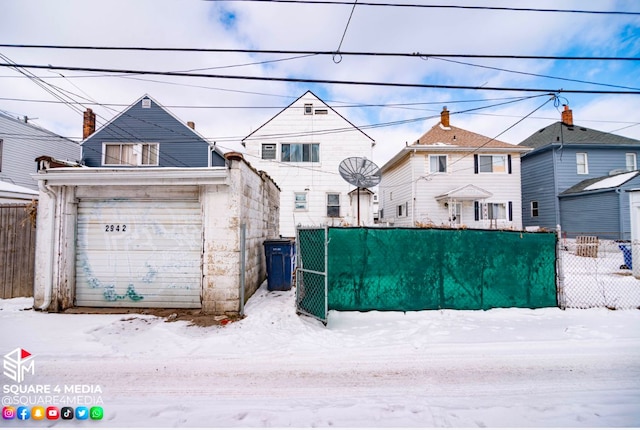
[75,199,202,308]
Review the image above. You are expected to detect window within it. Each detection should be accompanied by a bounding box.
[478,155,507,173]
[327,193,340,217]
[531,201,539,217]
[576,153,588,174]
[0,139,3,172]
[397,202,408,217]
[103,143,159,166]
[294,192,308,211]
[626,153,637,171]
[262,144,276,160]
[429,155,447,173]
[281,143,319,162]
[304,104,313,115]
[475,202,511,221]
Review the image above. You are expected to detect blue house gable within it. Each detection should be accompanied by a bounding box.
[81,95,225,168]
[519,105,640,238]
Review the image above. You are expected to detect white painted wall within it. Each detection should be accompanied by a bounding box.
[243,92,375,237]
[33,162,279,316]
[380,149,525,230]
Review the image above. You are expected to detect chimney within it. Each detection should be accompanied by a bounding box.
[187,121,195,130]
[561,104,573,126]
[83,108,96,139]
[441,106,450,128]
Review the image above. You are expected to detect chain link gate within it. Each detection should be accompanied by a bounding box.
[295,227,328,324]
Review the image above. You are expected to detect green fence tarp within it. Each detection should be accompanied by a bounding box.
[326,228,557,312]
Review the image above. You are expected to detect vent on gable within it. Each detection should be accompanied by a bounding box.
[314,109,328,115]
[142,99,151,108]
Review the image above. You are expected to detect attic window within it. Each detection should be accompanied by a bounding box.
[304,104,313,115]
[142,99,151,108]
[314,109,328,115]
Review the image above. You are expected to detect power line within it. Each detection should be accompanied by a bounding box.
[2,62,639,94]
[208,0,640,16]
[0,45,638,61]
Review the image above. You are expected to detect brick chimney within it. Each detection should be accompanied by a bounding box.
[83,108,96,139]
[187,121,195,130]
[561,104,573,126]
[441,106,450,128]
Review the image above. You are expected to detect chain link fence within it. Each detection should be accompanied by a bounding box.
[558,233,640,310]
[295,227,328,324]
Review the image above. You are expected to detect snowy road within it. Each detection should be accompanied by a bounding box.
[2,286,639,427]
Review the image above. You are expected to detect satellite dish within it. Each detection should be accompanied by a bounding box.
[339,157,381,188]
[338,157,381,226]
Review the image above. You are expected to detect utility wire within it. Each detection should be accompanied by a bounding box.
[208,0,640,16]
[334,0,358,63]
[0,45,637,61]
[2,62,639,94]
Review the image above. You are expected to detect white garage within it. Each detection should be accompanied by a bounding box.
[33,156,280,316]
[75,197,202,308]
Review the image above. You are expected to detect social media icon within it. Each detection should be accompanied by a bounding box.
[31,406,45,420]
[76,406,89,420]
[2,406,16,420]
[90,406,104,420]
[46,406,59,420]
[17,406,30,420]
[61,406,74,420]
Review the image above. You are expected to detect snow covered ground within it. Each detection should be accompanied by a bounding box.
[1,283,639,428]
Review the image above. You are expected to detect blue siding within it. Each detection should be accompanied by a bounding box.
[553,146,638,193]
[521,150,557,229]
[82,97,225,168]
[559,192,620,239]
[558,176,640,240]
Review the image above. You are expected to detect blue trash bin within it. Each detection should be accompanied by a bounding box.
[618,243,632,269]
[264,239,295,291]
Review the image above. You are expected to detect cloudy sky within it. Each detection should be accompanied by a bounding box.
[1,0,639,166]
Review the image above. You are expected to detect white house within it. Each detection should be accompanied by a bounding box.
[379,107,530,230]
[242,91,376,237]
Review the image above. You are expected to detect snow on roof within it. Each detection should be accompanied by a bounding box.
[0,180,38,195]
[584,171,638,191]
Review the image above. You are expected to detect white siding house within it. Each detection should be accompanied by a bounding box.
[242,91,376,237]
[379,107,530,230]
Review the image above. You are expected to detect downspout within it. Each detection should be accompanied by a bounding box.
[37,180,57,311]
[411,149,416,226]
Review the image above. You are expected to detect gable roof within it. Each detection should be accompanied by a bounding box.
[81,94,225,159]
[415,123,519,150]
[380,118,528,172]
[242,90,375,145]
[559,170,640,196]
[518,121,640,150]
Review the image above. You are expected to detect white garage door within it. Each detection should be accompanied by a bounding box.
[76,199,202,308]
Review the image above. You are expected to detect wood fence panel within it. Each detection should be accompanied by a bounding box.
[0,204,36,298]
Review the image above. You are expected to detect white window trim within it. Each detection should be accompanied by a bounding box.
[327,193,340,218]
[294,192,308,211]
[478,154,508,174]
[429,154,448,174]
[531,201,539,217]
[102,142,159,166]
[626,153,637,171]
[576,152,589,175]
[482,202,507,220]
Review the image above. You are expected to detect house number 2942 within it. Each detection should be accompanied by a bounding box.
[105,224,127,232]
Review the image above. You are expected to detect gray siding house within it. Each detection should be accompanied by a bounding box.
[0,112,80,190]
[81,95,225,168]
[519,105,640,239]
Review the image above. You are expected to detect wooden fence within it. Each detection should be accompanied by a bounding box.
[0,204,36,298]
